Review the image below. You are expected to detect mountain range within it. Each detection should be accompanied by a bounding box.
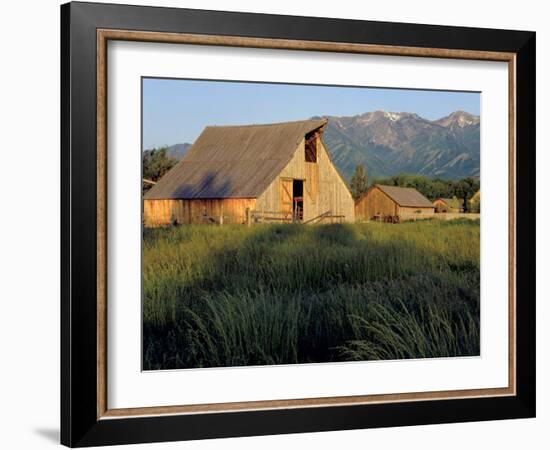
[318,110,480,180]
[152,110,480,181]
[165,142,192,160]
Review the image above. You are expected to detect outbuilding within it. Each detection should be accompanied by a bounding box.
[143,119,355,226]
[433,197,465,213]
[355,184,435,222]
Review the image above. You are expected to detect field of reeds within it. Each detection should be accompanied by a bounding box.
[142,220,480,370]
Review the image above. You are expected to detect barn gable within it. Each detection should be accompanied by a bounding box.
[255,131,355,222]
[144,119,327,200]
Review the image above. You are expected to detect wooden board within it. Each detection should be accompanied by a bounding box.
[280,179,293,215]
[143,198,257,226]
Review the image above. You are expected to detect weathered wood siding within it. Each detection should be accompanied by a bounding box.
[355,186,398,220]
[279,178,293,216]
[143,198,256,226]
[255,137,355,222]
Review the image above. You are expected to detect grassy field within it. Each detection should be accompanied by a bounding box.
[143,220,480,370]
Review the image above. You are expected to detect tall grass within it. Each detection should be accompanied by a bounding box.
[143,220,480,369]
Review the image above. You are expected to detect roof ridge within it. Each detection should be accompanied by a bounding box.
[375,183,416,190]
[205,118,327,129]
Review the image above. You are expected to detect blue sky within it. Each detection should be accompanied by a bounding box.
[142,78,480,149]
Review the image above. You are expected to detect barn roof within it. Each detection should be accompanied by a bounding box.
[144,119,327,200]
[374,185,435,208]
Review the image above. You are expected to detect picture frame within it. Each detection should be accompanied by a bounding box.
[61,1,536,447]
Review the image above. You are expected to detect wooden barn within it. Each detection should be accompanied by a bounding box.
[433,197,465,213]
[143,119,355,226]
[355,184,435,222]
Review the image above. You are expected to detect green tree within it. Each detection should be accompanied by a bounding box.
[350,164,369,200]
[142,147,178,194]
[454,177,479,213]
[371,173,480,207]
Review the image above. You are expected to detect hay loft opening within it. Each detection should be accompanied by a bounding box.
[305,130,318,163]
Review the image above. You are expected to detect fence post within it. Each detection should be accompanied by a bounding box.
[245,207,251,227]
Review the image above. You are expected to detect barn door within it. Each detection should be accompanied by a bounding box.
[280,179,293,219]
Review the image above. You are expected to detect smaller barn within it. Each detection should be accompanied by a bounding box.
[355,184,435,222]
[433,197,465,213]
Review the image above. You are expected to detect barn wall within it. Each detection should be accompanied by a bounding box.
[256,136,355,222]
[355,187,398,220]
[143,198,257,226]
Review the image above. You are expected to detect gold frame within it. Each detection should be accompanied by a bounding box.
[96,29,516,420]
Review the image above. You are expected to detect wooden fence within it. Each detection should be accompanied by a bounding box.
[363,212,480,223]
[145,209,479,227]
[432,213,480,221]
[248,209,346,226]
[248,209,293,225]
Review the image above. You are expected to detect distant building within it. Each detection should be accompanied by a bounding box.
[355,184,435,221]
[468,190,481,213]
[433,197,465,213]
[143,119,355,226]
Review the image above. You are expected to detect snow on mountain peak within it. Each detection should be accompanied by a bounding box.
[384,112,402,121]
[435,111,480,128]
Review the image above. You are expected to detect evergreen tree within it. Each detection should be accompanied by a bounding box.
[350,164,369,200]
